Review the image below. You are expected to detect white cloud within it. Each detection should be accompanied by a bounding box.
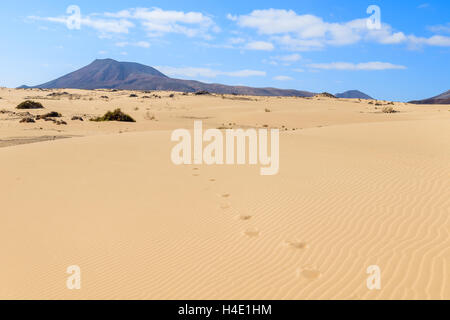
[273,75,294,81]
[29,15,134,34]
[266,53,302,66]
[276,53,301,62]
[408,35,450,48]
[231,9,450,50]
[155,66,266,78]
[136,41,151,48]
[105,7,219,39]
[428,23,450,34]
[308,61,407,71]
[116,41,150,48]
[245,41,274,51]
[229,37,245,44]
[271,53,301,63]
[226,14,238,22]
[29,7,218,39]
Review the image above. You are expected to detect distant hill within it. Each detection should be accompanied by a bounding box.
[335,90,373,99]
[409,90,450,105]
[25,59,315,97]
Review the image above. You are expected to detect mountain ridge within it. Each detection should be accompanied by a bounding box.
[26,59,314,97]
[409,90,450,104]
[335,90,373,100]
[20,59,373,98]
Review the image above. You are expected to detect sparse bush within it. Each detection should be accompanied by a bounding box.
[16,100,44,109]
[20,117,35,123]
[169,94,175,98]
[36,111,61,120]
[382,106,397,113]
[91,108,136,122]
[265,108,271,113]
[71,116,84,121]
[195,90,210,96]
[129,94,138,98]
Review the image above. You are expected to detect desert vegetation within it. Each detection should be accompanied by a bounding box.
[382,106,397,113]
[16,100,44,109]
[36,111,62,120]
[91,109,136,122]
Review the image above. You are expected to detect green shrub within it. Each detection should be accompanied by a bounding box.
[36,111,61,120]
[91,108,136,122]
[16,100,44,109]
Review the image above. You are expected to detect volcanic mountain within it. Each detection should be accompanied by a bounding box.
[335,90,373,100]
[409,90,450,105]
[26,59,315,97]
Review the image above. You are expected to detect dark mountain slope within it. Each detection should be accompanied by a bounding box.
[335,90,373,99]
[30,59,315,97]
[409,90,450,105]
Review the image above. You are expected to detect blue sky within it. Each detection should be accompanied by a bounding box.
[0,0,449,101]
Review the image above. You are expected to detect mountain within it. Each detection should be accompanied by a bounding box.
[36,59,167,89]
[409,90,450,105]
[28,59,315,97]
[335,90,373,99]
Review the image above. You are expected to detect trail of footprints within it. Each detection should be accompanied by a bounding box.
[190,167,322,280]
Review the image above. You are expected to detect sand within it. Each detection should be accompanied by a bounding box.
[0,88,449,299]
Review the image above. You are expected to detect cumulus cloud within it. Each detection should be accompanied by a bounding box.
[105,7,219,38]
[245,41,274,51]
[29,7,219,39]
[307,61,407,71]
[231,9,450,50]
[155,66,266,78]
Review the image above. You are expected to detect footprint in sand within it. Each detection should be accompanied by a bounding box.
[238,214,252,221]
[284,240,309,250]
[243,228,260,238]
[297,267,322,280]
[193,174,200,177]
[209,179,216,182]
[221,194,231,198]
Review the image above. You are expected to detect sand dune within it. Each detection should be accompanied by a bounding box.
[1,88,449,299]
